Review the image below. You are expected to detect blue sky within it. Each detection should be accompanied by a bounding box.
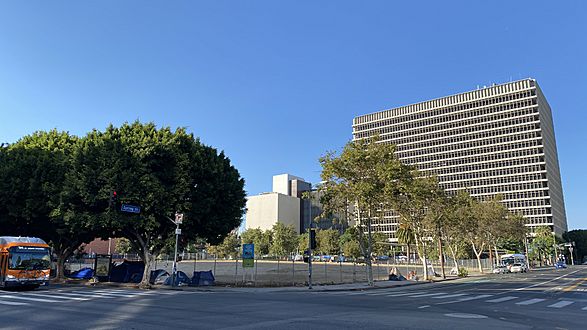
[0,1,585,230]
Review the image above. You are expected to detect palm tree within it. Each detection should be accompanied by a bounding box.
[396,223,415,265]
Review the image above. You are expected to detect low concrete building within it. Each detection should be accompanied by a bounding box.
[246,192,301,233]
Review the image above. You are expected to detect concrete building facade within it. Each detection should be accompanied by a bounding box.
[353,79,567,239]
[246,192,301,233]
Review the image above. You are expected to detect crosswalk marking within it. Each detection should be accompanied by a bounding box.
[438,294,493,305]
[365,291,410,296]
[0,300,29,306]
[432,293,467,299]
[0,295,60,303]
[52,291,116,299]
[455,294,493,302]
[386,292,429,297]
[547,301,574,308]
[20,293,90,301]
[486,296,518,303]
[582,306,587,311]
[70,291,136,298]
[407,292,447,298]
[516,298,546,305]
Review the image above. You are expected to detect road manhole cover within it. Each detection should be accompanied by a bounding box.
[444,313,488,319]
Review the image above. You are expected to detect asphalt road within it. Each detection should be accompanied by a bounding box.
[1,266,586,329]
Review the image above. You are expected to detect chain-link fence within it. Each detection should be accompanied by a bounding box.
[65,253,494,285]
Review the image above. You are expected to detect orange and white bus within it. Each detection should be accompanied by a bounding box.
[0,236,51,289]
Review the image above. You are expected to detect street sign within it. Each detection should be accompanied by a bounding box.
[120,204,141,214]
[175,228,182,235]
[242,243,254,268]
[175,213,184,224]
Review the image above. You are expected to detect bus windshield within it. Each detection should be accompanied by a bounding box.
[8,248,50,270]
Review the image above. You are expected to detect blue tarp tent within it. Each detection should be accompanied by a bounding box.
[190,270,215,286]
[163,271,190,286]
[109,260,144,283]
[149,269,170,284]
[67,267,94,279]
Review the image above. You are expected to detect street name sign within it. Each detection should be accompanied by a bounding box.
[121,204,141,214]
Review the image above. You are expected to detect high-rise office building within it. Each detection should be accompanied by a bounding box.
[352,79,567,240]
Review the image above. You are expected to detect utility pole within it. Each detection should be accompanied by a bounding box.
[167,212,183,288]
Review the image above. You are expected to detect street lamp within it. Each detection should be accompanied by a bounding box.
[167,183,197,287]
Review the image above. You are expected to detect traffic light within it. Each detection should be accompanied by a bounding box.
[309,229,317,250]
[109,191,118,209]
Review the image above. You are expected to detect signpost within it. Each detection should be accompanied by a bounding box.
[243,243,254,268]
[120,204,141,214]
[94,254,112,282]
[170,212,183,287]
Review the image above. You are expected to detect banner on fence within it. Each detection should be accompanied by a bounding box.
[242,244,254,268]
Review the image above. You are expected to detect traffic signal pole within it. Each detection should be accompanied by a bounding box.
[308,229,313,290]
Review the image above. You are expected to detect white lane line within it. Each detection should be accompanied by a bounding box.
[547,301,574,308]
[408,292,448,298]
[438,294,493,305]
[60,292,116,299]
[582,306,587,311]
[94,290,158,295]
[385,292,429,297]
[0,300,29,306]
[365,291,411,296]
[70,291,136,298]
[0,295,60,303]
[512,269,583,293]
[20,293,90,301]
[486,296,518,303]
[432,293,468,299]
[516,298,546,305]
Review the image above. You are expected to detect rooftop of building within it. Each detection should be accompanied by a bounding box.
[353,78,538,126]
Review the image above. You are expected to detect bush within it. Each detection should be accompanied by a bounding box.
[458,267,468,277]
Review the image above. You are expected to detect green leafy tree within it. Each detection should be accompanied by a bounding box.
[563,230,587,264]
[443,191,473,270]
[116,238,134,254]
[388,173,443,279]
[0,130,97,279]
[241,228,272,256]
[316,229,340,255]
[298,233,309,253]
[530,226,556,266]
[63,122,246,287]
[208,232,240,259]
[320,136,405,286]
[269,223,298,257]
[396,223,415,263]
[339,227,362,259]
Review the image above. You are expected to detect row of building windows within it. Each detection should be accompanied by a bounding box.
[438,165,546,183]
[355,100,538,141]
[417,147,543,169]
[505,198,550,209]
[353,89,536,132]
[407,140,542,166]
[355,97,538,141]
[420,154,545,175]
[370,111,540,148]
[440,173,546,191]
[396,130,541,160]
[394,121,539,153]
[465,181,548,195]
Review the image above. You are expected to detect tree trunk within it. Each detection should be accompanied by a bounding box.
[438,237,445,279]
[55,246,75,280]
[366,215,374,286]
[494,245,500,267]
[139,250,153,289]
[448,244,459,270]
[471,242,484,273]
[415,238,428,280]
[488,246,493,269]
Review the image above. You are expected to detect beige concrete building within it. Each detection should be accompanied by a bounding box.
[246,192,301,233]
[353,79,567,239]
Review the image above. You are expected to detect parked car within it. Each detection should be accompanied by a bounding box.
[555,261,567,269]
[492,265,510,274]
[510,263,527,273]
[293,254,303,261]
